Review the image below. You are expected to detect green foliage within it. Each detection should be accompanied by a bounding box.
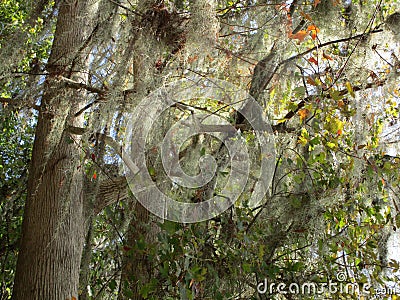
[0,0,28,39]
[0,110,34,298]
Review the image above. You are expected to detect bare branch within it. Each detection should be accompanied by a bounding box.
[93,176,130,215]
[107,0,143,17]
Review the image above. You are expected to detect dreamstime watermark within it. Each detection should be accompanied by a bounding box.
[257,272,400,296]
[121,75,276,223]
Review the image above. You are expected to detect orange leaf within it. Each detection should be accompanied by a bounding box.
[338,100,345,108]
[308,57,318,65]
[323,52,333,60]
[337,129,342,135]
[298,109,309,121]
[299,11,313,22]
[72,297,77,300]
[313,0,321,8]
[311,31,317,39]
[307,25,320,40]
[289,30,307,42]
[307,76,316,86]
[188,55,198,63]
[307,25,319,32]
[92,172,97,180]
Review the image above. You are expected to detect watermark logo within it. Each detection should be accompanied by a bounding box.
[257,272,400,296]
[122,76,275,223]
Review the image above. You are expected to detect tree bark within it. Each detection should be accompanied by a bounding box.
[12,1,98,299]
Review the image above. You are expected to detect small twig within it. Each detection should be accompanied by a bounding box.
[328,1,383,89]
[373,46,393,67]
[281,28,383,67]
[107,0,143,17]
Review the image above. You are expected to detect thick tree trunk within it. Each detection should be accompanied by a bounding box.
[12,1,97,299]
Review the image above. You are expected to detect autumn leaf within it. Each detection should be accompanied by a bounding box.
[308,57,318,65]
[298,135,308,146]
[369,71,381,83]
[92,172,97,180]
[338,99,345,108]
[299,11,313,22]
[311,31,318,40]
[188,55,199,63]
[298,128,309,145]
[307,25,320,40]
[298,108,309,121]
[123,245,131,251]
[325,117,344,134]
[155,59,163,69]
[307,76,317,86]
[322,52,333,60]
[313,0,321,8]
[289,30,308,42]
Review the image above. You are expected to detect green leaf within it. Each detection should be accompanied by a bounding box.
[293,86,306,97]
[148,166,156,176]
[108,279,117,291]
[140,279,158,298]
[345,81,355,98]
[329,89,343,101]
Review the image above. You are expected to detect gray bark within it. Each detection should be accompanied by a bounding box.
[12,1,98,299]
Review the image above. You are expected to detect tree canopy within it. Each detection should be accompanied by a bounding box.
[1,0,400,299]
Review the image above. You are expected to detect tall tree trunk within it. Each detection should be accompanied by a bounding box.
[12,1,98,299]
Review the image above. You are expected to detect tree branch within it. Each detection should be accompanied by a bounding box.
[93,176,130,215]
[275,79,387,130]
[67,125,123,157]
[107,0,143,18]
[281,28,383,66]
[0,97,41,111]
[59,76,105,94]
